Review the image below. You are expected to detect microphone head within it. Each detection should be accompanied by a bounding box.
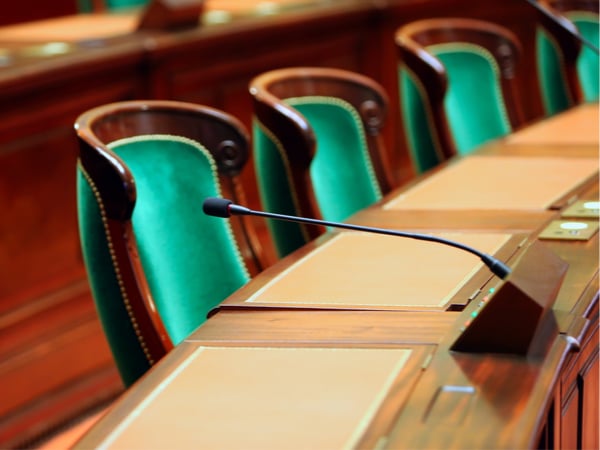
[203,197,233,218]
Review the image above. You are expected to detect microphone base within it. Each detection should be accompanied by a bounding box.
[450,240,568,357]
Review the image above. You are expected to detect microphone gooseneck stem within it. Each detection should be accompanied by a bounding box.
[227,204,512,280]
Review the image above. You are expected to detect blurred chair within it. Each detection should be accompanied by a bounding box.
[536,0,599,115]
[78,0,204,30]
[78,0,149,12]
[395,18,526,174]
[76,100,263,386]
[250,67,394,259]
[105,0,149,9]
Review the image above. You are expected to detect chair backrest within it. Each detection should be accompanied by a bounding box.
[250,67,393,259]
[78,0,149,12]
[395,18,525,173]
[535,0,584,115]
[538,0,599,112]
[75,100,262,386]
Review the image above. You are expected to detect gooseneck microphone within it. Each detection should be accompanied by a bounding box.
[203,197,512,280]
[525,0,600,54]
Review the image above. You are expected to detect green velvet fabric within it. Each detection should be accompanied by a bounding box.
[537,28,572,115]
[253,97,381,258]
[433,43,512,155]
[569,13,599,102]
[106,0,149,9]
[77,135,249,386]
[398,65,444,173]
[289,97,382,223]
[77,0,93,12]
[77,170,150,386]
[78,0,149,12]
[252,122,309,258]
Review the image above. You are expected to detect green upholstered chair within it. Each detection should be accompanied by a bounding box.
[395,18,526,174]
[78,0,149,13]
[78,0,203,30]
[249,67,394,259]
[536,0,599,115]
[75,100,263,387]
[105,0,149,9]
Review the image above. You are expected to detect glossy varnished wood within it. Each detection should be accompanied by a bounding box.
[76,99,266,375]
[72,104,598,449]
[384,336,578,449]
[1,3,378,443]
[0,1,596,445]
[189,309,459,345]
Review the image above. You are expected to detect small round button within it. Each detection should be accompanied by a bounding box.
[560,222,588,230]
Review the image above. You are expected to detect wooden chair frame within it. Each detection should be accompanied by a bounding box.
[250,66,393,241]
[539,0,599,102]
[395,18,525,160]
[76,100,263,369]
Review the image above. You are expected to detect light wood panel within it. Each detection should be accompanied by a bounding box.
[504,103,599,146]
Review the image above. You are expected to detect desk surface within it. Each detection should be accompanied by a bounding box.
[95,346,419,450]
[222,231,513,310]
[503,102,599,146]
[384,154,597,211]
[75,105,599,449]
[0,0,334,43]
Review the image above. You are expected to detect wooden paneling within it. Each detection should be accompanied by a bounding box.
[0,44,146,447]
[580,326,599,450]
[559,301,599,450]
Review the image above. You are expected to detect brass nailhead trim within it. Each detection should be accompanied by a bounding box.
[79,162,155,366]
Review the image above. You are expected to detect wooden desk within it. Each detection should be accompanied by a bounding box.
[351,105,598,240]
[74,105,599,449]
[0,2,549,444]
